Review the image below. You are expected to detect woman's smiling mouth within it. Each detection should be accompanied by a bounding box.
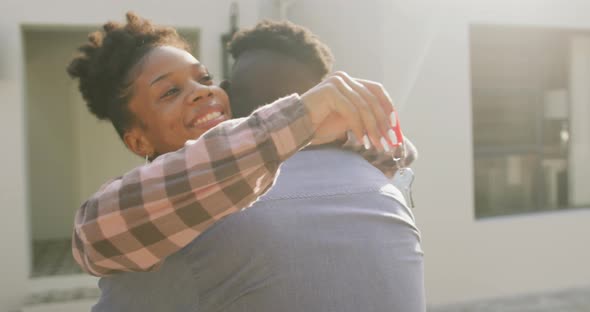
[188,107,228,129]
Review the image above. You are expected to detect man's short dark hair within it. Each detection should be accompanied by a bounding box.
[228,20,334,79]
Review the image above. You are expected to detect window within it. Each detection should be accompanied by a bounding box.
[471,25,590,218]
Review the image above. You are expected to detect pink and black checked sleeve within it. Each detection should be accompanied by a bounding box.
[72,94,314,276]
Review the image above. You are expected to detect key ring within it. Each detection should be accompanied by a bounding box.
[392,137,407,170]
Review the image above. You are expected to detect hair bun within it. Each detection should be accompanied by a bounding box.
[66,36,111,120]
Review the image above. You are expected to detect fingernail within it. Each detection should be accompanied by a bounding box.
[388,129,398,145]
[390,112,397,127]
[363,135,371,150]
[380,137,391,152]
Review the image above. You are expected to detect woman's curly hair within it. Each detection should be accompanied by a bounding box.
[228,20,334,79]
[67,12,190,138]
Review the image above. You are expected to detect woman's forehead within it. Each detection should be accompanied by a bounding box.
[149,46,198,64]
[137,46,201,82]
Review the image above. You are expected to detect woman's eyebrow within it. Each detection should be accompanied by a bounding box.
[150,72,172,86]
[150,63,203,86]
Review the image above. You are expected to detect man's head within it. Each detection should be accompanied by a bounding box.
[227,20,334,117]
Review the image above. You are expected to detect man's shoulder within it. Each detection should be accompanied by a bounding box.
[259,147,391,202]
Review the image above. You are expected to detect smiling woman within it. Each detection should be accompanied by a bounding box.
[68,16,230,160]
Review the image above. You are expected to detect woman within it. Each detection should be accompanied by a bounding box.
[68,12,399,276]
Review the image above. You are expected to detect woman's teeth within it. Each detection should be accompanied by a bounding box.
[193,111,223,127]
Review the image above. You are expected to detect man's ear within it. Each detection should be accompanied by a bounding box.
[219,80,231,94]
[123,128,155,159]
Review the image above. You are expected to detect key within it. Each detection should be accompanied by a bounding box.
[392,167,415,208]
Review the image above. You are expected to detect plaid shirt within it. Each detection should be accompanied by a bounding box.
[73,94,315,276]
[73,94,404,277]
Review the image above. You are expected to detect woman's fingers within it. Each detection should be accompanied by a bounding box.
[301,81,363,142]
[327,75,384,151]
[300,72,398,151]
[356,78,402,147]
[332,72,392,150]
[356,78,395,123]
[330,88,365,143]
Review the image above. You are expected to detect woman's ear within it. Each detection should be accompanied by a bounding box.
[123,128,155,159]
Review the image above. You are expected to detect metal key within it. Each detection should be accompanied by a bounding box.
[392,167,415,208]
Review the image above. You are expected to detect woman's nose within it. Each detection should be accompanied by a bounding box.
[188,82,213,104]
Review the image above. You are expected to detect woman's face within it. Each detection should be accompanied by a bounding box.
[125,46,231,157]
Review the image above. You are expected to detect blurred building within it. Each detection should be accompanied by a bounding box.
[0,0,589,311]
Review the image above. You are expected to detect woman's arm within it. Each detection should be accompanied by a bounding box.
[73,72,396,277]
[73,95,313,276]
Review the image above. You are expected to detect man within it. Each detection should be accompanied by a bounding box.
[93,21,424,312]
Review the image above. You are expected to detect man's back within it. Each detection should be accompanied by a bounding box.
[94,148,424,312]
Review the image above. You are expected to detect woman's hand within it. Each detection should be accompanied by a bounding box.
[301,72,397,151]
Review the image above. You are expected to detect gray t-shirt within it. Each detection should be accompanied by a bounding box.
[93,148,425,312]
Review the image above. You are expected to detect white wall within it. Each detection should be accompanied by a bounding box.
[288,0,385,81]
[289,0,590,306]
[0,79,30,310]
[422,0,590,304]
[568,36,590,206]
[0,1,261,310]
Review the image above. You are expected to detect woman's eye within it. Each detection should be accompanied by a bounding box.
[161,87,180,99]
[200,74,214,84]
